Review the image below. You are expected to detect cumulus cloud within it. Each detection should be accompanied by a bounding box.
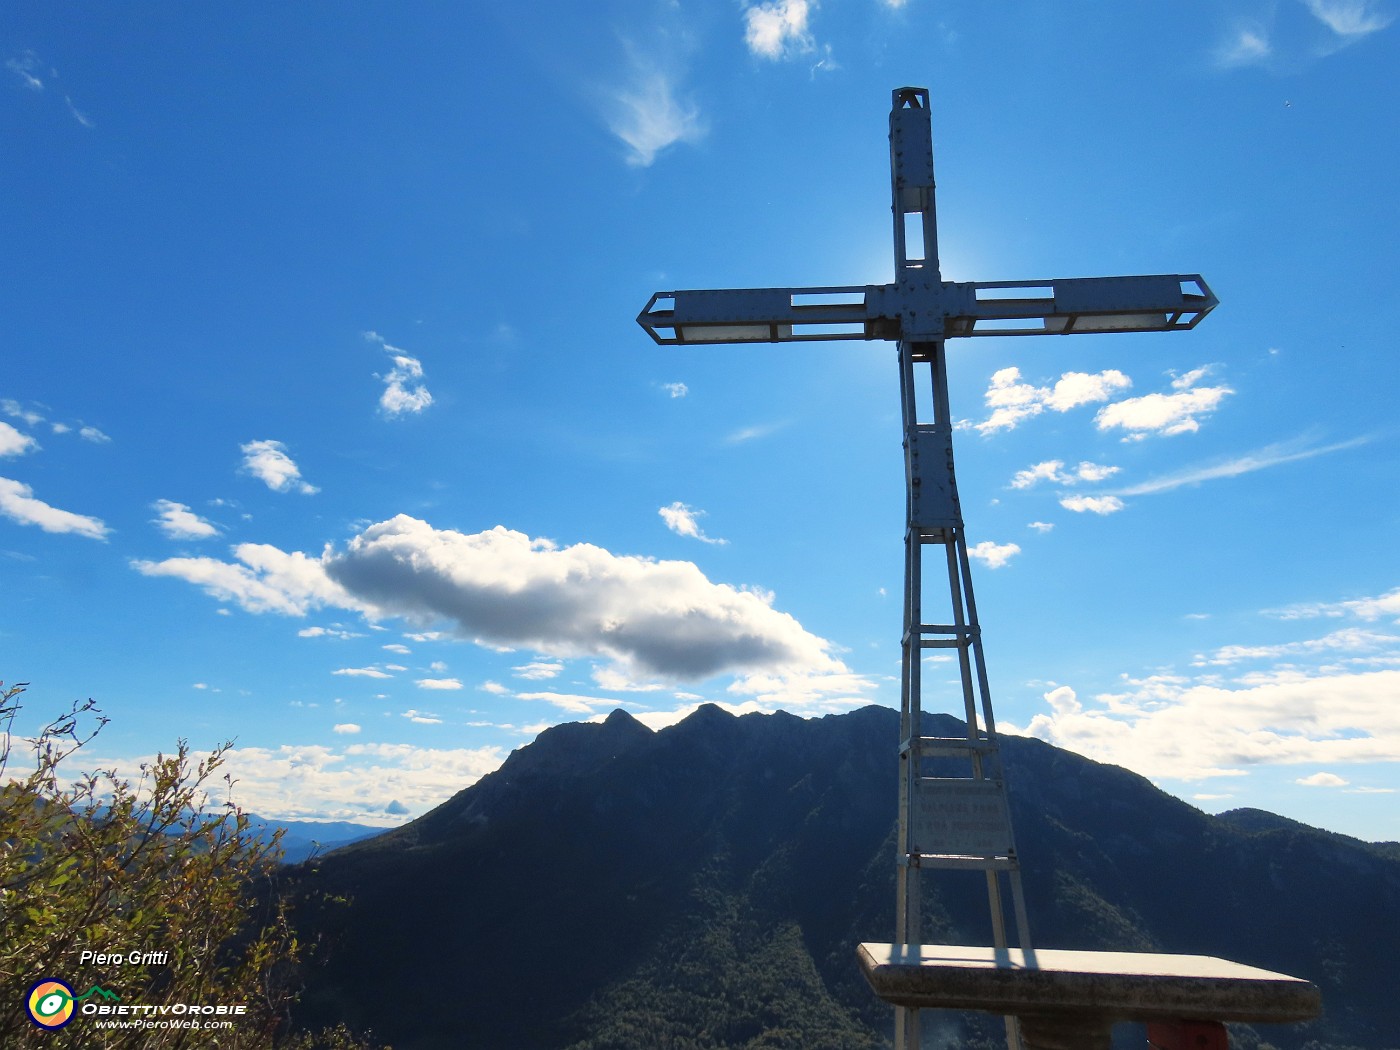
[970,367,1132,434]
[332,723,362,735]
[0,422,38,458]
[604,63,705,167]
[152,499,219,540]
[334,667,393,679]
[966,540,1020,568]
[239,439,318,494]
[416,678,463,690]
[659,501,727,545]
[136,514,855,692]
[1028,521,1054,533]
[324,515,845,683]
[1296,771,1348,787]
[1095,386,1233,440]
[298,625,362,639]
[364,331,433,417]
[133,544,366,616]
[1009,668,1400,781]
[744,0,815,58]
[1059,495,1126,515]
[1010,460,1120,489]
[662,382,689,398]
[0,477,109,539]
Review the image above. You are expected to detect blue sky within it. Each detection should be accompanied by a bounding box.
[3,1,1398,840]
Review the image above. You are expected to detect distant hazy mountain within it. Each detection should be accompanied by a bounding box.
[286,705,1400,1050]
[243,815,383,864]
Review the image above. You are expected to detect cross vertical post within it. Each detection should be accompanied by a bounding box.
[636,86,1215,1050]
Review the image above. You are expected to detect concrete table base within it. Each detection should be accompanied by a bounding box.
[858,943,1320,1050]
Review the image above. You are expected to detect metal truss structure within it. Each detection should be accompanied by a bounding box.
[638,86,1216,1050]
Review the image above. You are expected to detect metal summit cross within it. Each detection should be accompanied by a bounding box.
[637,87,1216,1050]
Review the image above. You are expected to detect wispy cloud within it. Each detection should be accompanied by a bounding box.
[604,62,705,168]
[79,425,110,444]
[6,52,44,91]
[1116,435,1369,496]
[239,439,318,494]
[364,331,433,417]
[725,421,785,444]
[1266,585,1400,624]
[0,477,109,539]
[1302,0,1394,38]
[333,667,393,679]
[662,382,689,399]
[659,501,727,545]
[1215,23,1272,68]
[152,499,219,540]
[0,422,38,458]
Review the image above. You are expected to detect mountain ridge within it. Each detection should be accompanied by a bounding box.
[288,703,1400,1050]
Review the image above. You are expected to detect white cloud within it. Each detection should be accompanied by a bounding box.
[298,625,362,639]
[966,540,1020,568]
[0,422,37,458]
[64,95,94,129]
[1095,382,1233,440]
[88,739,505,825]
[334,667,393,679]
[1009,668,1400,780]
[0,477,109,539]
[134,543,363,616]
[659,501,727,545]
[605,64,705,168]
[1028,521,1054,533]
[401,709,443,724]
[152,499,219,540]
[1193,626,1396,666]
[517,691,618,715]
[1059,495,1125,515]
[132,514,858,691]
[662,382,688,399]
[1116,436,1368,497]
[1216,24,1272,68]
[364,332,434,417]
[323,515,847,683]
[332,723,362,735]
[726,422,785,444]
[1010,460,1119,489]
[6,52,44,91]
[971,367,1132,434]
[239,439,318,494]
[512,661,563,680]
[480,680,510,695]
[382,642,411,654]
[1302,0,1393,37]
[416,678,463,690]
[1267,586,1400,624]
[744,0,815,59]
[1296,771,1349,787]
[79,425,110,444]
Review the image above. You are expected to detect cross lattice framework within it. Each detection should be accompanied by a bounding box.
[637,87,1216,1050]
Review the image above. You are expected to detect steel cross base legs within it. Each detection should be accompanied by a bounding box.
[894,338,1032,1050]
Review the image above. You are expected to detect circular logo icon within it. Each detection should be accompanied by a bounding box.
[26,979,76,1030]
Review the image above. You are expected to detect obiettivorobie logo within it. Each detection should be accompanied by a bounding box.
[25,979,120,1030]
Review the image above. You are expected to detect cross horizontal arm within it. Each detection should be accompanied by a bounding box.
[637,275,1216,345]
